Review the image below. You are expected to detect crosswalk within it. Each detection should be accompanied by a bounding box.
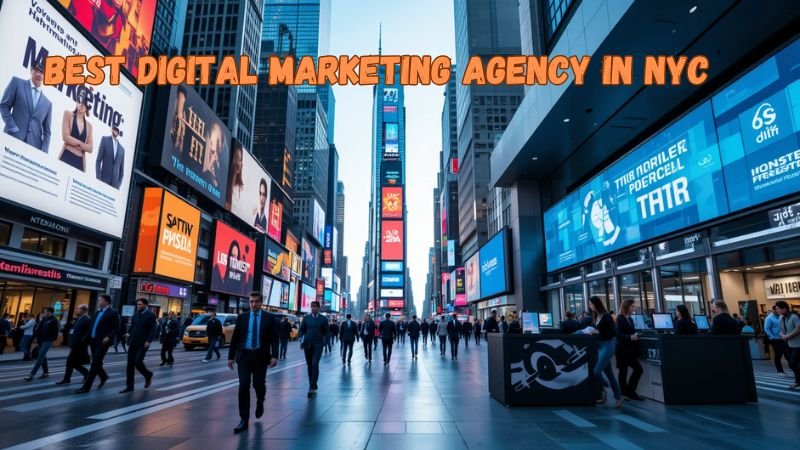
[754,371,800,398]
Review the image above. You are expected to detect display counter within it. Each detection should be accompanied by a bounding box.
[636,335,757,404]
[488,333,597,407]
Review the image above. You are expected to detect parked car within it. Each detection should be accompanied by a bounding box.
[182,313,237,351]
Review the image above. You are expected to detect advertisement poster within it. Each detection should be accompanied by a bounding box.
[288,281,297,311]
[382,187,403,218]
[383,88,398,103]
[381,220,404,260]
[454,267,466,306]
[226,141,272,233]
[312,199,325,245]
[161,84,231,206]
[447,240,456,267]
[382,160,402,186]
[262,276,274,303]
[383,104,398,122]
[465,251,481,303]
[268,279,285,308]
[479,230,509,299]
[321,267,333,289]
[301,283,315,313]
[267,198,283,241]
[264,238,291,282]
[301,237,319,282]
[133,188,201,283]
[381,273,403,288]
[211,221,255,296]
[441,272,451,304]
[0,0,143,238]
[384,122,399,159]
[56,0,157,77]
[285,230,299,253]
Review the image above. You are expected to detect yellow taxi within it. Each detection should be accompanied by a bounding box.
[182,313,237,351]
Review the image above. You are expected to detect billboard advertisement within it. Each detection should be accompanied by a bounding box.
[479,229,511,300]
[211,221,255,297]
[267,197,282,242]
[321,267,333,290]
[288,281,297,311]
[56,0,156,78]
[313,199,325,245]
[388,299,404,309]
[301,283,315,313]
[133,188,201,283]
[454,267,466,306]
[0,0,143,238]
[381,221,404,261]
[384,122,399,160]
[268,279,286,308]
[301,237,319,282]
[264,237,291,281]
[381,289,403,298]
[383,88,399,103]
[285,230,299,253]
[161,84,231,206]
[447,240,456,267]
[226,141,272,233]
[382,160,402,186]
[262,276,274,305]
[441,272,450,304]
[381,187,403,219]
[465,251,481,303]
[381,261,403,272]
[381,273,403,288]
[383,104,398,122]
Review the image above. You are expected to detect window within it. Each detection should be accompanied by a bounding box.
[75,242,101,267]
[543,0,576,44]
[0,221,11,246]
[20,228,66,258]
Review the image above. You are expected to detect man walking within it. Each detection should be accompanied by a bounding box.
[76,295,119,393]
[120,298,156,393]
[397,319,406,345]
[0,313,11,354]
[161,312,179,367]
[777,301,800,389]
[430,319,438,346]
[437,316,448,355]
[299,301,328,397]
[228,291,278,433]
[56,304,91,385]
[408,315,421,359]
[447,313,461,361]
[421,318,429,347]
[25,307,59,381]
[474,320,482,344]
[203,311,223,362]
[339,314,357,365]
[462,320,472,348]
[765,305,789,376]
[379,313,397,365]
[277,315,291,360]
[360,313,376,363]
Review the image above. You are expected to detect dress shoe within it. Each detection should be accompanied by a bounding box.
[233,420,249,433]
[160,361,166,366]
[75,388,90,394]
[24,376,33,382]
[39,373,49,379]
[144,375,152,389]
[98,376,109,388]
[255,401,264,418]
[55,380,70,385]
[119,387,134,393]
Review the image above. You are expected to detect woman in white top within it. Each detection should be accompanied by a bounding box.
[19,316,36,361]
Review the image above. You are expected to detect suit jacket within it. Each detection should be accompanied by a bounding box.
[299,313,329,348]
[0,77,52,152]
[462,322,473,333]
[421,322,429,334]
[68,315,91,350]
[89,307,119,345]
[228,311,279,363]
[560,319,580,334]
[710,313,740,335]
[128,309,157,347]
[483,317,500,333]
[277,320,292,339]
[447,320,461,340]
[359,320,376,339]
[35,316,59,343]
[407,320,421,338]
[95,136,125,188]
[379,319,397,341]
[339,320,358,342]
[615,315,639,356]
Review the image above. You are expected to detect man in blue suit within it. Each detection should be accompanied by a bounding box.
[0,63,52,153]
[95,126,125,189]
[76,294,119,393]
[299,301,328,397]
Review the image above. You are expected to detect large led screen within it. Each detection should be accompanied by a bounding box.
[465,252,481,303]
[56,0,156,78]
[211,221,255,297]
[301,283,315,313]
[264,237,291,282]
[382,187,403,219]
[454,267,466,306]
[301,237,319,282]
[226,141,272,233]
[161,84,231,206]
[0,0,143,238]
[479,229,510,300]
[381,221,404,261]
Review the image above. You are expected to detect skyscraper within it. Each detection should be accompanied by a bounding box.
[151,0,188,56]
[182,0,263,149]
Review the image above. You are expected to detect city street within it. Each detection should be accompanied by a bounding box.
[1,339,799,449]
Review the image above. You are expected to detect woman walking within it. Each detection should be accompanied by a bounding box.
[589,296,623,408]
[615,300,643,400]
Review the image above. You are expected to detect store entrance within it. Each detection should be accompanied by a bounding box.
[0,281,91,326]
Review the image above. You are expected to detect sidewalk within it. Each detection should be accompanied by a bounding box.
[0,341,168,364]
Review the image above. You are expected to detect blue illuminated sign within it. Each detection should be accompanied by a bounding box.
[381,261,403,272]
[544,38,800,272]
[381,274,404,288]
[479,229,510,299]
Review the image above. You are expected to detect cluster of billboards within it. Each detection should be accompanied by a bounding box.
[0,0,144,238]
[464,228,512,303]
[544,38,800,272]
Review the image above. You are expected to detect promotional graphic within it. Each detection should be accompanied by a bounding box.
[478,229,510,300]
[301,237,319,283]
[381,187,403,219]
[267,197,283,241]
[264,237,291,282]
[465,251,480,303]
[454,267,466,307]
[210,220,255,297]
[381,220,404,261]
[0,0,142,238]
[226,140,272,233]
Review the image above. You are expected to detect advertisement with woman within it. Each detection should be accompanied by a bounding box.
[0,0,142,238]
[211,221,255,297]
[225,141,272,233]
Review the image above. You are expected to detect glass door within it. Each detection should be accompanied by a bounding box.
[619,271,654,318]
[564,284,584,315]
[588,278,615,312]
[659,258,708,316]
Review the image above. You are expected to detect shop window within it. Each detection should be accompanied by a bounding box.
[619,271,654,320]
[588,278,615,312]
[75,242,101,267]
[659,258,709,317]
[20,228,66,258]
[0,221,11,246]
[564,284,584,314]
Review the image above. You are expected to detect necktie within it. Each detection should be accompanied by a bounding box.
[92,308,104,339]
[32,88,39,108]
[250,313,258,349]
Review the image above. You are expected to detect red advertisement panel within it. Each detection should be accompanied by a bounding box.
[211,221,256,296]
[381,187,403,219]
[267,198,283,241]
[381,221,404,261]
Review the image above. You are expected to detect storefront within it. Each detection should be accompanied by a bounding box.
[542,37,800,327]
[475,296,516,321]
[133,278,190,318]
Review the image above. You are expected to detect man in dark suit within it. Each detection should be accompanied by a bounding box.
[462,320,473,348]
[161,312,179,366]
[228,291,278,433]
[253,179,268,233]
[379,313,397,365]
[447,314,461,361]
[95,126,125,189]
[299,301,328,396]
[76,295,119,393]
[421,319,429,347]
[397,320,406,344]
[359,313,376,363]
[408,316,421,359]
[120,298,157,393]
[0,63,52,153]
[57,304,91,384]
[339,313,358,365]
[484,309,500,335]
[277,316,291,360]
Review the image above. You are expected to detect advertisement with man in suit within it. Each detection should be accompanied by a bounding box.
[96,126,126,188]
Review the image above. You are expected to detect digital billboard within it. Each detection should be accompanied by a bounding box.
[56,0,156,78]
[262,276,274,305]
[381,273,404,288]
[383,104,398,122]
[226,141,272,233]
[465,251,481,303]
[447,240,456,267]
[313,199,325,245]
[479,229,511,300]
[285,230,299,253]
[321,267,333,289]
[133,188,201,283]
[267,197,283,242]
[264,237,291,281]
[211,221,255,297]
[0,0,143,238]
[441,272,451,304]
[383,88,399,103]
[381,289,403,298]
[268,279,286,308]
[382,187,403,219]
[382,160,402,186]
[301,237,319,282]
[381,221,404,261]
[381,261,403,272]
[384,123,399,160]
[288,281,297,311]
[454,267,466,306]
[301,283,315,313]
[161,84,231,206]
